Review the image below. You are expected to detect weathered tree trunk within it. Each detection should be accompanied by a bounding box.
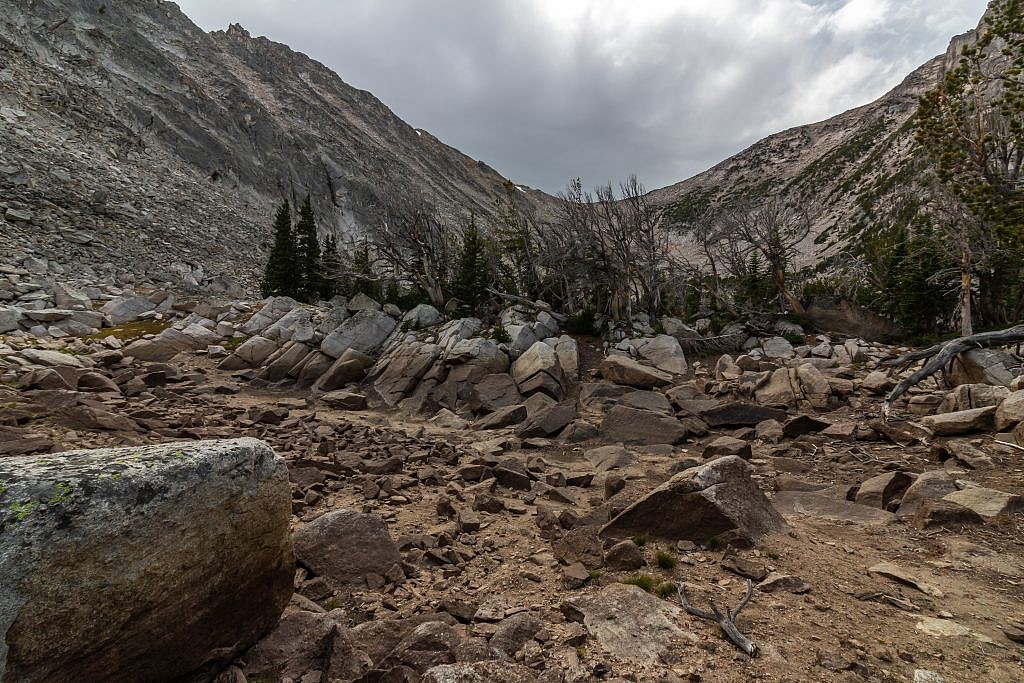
[773,268,804,315]
[882,324,1024,414]
[960,223,973,337]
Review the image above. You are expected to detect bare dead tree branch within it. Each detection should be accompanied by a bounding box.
[882,324,1024,415]
[678,580,759,657]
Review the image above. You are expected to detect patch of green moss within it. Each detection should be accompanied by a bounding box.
[47,481,73,505]
[8,500,39,523]
[81,319,172,344]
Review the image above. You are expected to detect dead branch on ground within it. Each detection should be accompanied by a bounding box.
[677,579,758,657]
[882,325,1024,415]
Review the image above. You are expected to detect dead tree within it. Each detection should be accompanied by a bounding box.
[883,324,1024,414]
[677,579,758,657]
[370,199,453,308]
[719,197,811,315]
[555,176,673,322]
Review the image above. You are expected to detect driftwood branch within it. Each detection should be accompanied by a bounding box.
[882,325,1024,415]
[678,580,758,657]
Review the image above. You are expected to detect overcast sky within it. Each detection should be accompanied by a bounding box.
[176,0,988,193]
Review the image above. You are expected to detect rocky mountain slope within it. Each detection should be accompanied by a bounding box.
[0,0,553,293]
[650,22,986,265]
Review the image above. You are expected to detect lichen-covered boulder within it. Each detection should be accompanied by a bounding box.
[0,438,294,683]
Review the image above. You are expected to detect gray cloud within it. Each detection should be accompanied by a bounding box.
[175,0,989,193]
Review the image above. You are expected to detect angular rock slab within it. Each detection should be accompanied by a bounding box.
[561,584,695,665]
[293,509,403,589]
[600,456,786,545]
[0,438,294,683]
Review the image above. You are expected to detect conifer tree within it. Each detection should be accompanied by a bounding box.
[450,215,492,312]
[260,199,298,298]
[295,195,322,302]
[320,233,340,299]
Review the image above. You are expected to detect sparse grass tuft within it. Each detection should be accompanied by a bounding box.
[655,549,676,570]
[704,536,724,552]
[623,574,655,592]
[632,533,647,547]
[655,581,678,599]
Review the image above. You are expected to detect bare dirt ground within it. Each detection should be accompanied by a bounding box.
[5,349,1024,682]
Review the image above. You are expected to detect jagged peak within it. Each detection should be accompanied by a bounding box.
[225,22,250,39]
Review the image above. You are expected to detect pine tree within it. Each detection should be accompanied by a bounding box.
[295,195,322,302]
[320,233,339,299]
[260,200,299,298]
[450,215,492,312]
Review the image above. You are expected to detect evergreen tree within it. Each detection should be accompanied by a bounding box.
[320,233,340,299]
[295,195,322,302]
[260,200,299,298]
[450,215,492,312]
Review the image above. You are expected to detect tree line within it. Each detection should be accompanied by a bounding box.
[260,1,1023,341]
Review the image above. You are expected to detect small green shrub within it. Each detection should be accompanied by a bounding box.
[655,550,676,570]
[623,574,655,592]
[489,322,511,344]
[782,331,805,346]
[632,533,647,547]
[655,581,678,599]
[704,536,724,551]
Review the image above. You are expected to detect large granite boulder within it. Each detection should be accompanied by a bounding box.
[995,390,1024,431]
[512,341,568,400]
[99,295,154,325]
[242,297,301,335]
[599,405,690,445]
[321,309,398,358]
[948,349,1024,388]
[600,456,785,545]
[598,355,672,388]
[920,406,996,435]
[0,439,293,683]
[630,334,688,374]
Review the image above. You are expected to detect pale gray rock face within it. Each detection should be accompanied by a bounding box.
[948,349,1024,388]
[994,389,1024,431]
[939,384,1010,413]
[403,303,442,329]
[16,348,87,368]
[761,337,796,360]
[232,335,279,367]
[0,306,23,333]
[242,297,302,336]
[0,438,294,683]
[561,584,694,665]
[598,354,672,388]
[921,406,997,435]
[631,334,688,374]
[263,306,315,343]
[321,309,398,358]
[99,295,154,325]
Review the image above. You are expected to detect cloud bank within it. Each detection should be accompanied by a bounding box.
[176,0,988,193]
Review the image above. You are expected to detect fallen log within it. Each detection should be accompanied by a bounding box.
[882,325,1024,416]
